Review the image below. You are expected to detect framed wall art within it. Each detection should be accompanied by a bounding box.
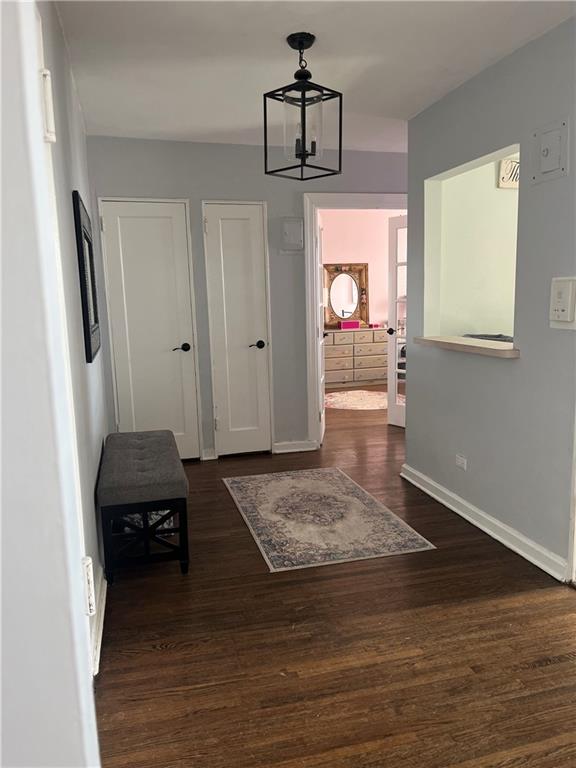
[72,190,101,362]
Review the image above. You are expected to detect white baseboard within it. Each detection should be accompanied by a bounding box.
[400,464,568,582]
[91,570,107,676]
[201,448,217,461]
[272,440,319,454]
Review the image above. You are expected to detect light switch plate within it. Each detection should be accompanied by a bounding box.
[531,119,569,184]
[550,277,576,329]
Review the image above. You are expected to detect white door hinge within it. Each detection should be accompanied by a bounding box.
[40,68,56,143]
[82,556,96,617]
[214,417,218,432]
[100,215,105,232]
[203,217,208,235]
[319,410,322,422]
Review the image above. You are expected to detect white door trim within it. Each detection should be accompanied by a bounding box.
[387,214,408,428]
[568,404,576,583]
[303,193,408,446]
[201,200,274,457]
[98,197,204,456]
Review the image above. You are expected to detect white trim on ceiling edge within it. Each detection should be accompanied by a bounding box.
[91,570,107,676]
[400,464,569,582]
[273,441,318,454]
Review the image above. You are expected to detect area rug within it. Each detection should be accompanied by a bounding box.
[223,468,434,571]
[325,389,388,410]
[325,390,407,410]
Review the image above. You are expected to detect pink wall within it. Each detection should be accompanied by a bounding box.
[320,209,406,326]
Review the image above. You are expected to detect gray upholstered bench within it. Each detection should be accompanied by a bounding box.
[97,430,189,583]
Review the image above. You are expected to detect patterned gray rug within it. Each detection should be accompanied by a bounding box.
[223,468,434,571]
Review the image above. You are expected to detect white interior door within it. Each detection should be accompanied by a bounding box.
[204,202,272,455]
[388,215,408,427]
[317,226,326,443]
[101,200,200,458]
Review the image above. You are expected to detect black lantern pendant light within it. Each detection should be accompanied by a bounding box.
[264,32,342,180]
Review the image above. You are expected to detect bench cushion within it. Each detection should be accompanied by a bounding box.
[97,430,188,507]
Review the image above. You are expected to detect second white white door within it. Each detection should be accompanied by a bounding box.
[204,203,272,455]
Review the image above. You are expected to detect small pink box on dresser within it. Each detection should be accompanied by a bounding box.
[339,320,360,329]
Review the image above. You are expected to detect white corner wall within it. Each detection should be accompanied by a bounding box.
[406,18,576,575]
[2,2,100,765]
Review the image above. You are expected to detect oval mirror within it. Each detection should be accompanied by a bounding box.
[329,273,359,319]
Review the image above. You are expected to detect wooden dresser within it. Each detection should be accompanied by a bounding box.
[324,329,388,387]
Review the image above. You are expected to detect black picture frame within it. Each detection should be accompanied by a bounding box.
[72,190,100,362]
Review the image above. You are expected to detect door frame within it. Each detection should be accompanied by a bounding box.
[98,197,204,457]
[387,214,408,428]
[569,417,576,583]
[303,193,407,446]
[201,200,274,458]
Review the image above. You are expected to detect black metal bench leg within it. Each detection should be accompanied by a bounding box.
[177,497,190,575]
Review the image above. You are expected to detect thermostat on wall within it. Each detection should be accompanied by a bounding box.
[531,119,569,185]
[550,277,576,329]
[281,218,304,251]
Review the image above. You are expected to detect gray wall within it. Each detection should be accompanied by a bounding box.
[406,19,576,559]
[39,1,113,639]
[87,138,407,449]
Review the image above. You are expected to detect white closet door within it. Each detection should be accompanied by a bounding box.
[204,202,272,455]
[101,200,200,458]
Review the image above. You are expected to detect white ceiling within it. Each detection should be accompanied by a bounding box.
[57,1,575,152]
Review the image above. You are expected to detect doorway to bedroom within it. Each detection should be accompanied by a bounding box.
[304,194,407,446]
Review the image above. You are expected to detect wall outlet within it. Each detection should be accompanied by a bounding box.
[82,556,96,617]
[455,454,468,471]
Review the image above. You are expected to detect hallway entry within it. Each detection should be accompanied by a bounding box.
[304,194,407,441]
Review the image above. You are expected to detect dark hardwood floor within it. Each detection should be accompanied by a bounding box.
[95,400,576,768]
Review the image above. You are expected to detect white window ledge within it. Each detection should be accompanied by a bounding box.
[414,336,520,358]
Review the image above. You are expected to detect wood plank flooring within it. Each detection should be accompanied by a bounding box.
[95,398,576,768]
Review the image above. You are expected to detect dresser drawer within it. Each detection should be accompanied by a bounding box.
[334,332,355,345]
[325,357,353,371]
[325,344,353,358]
[354,367,387,381]
[354,354,387,369]
[354,342,387,356]
[326,370,354,384]
[373,329,389,342]
[323,332,334,345]
[354,330,373,343]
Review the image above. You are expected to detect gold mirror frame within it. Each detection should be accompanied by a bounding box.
[324,263,369,328]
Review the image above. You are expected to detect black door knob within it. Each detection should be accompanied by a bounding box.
[387,327,395,336]
[249,340,266,349]
[172,343,191,351]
